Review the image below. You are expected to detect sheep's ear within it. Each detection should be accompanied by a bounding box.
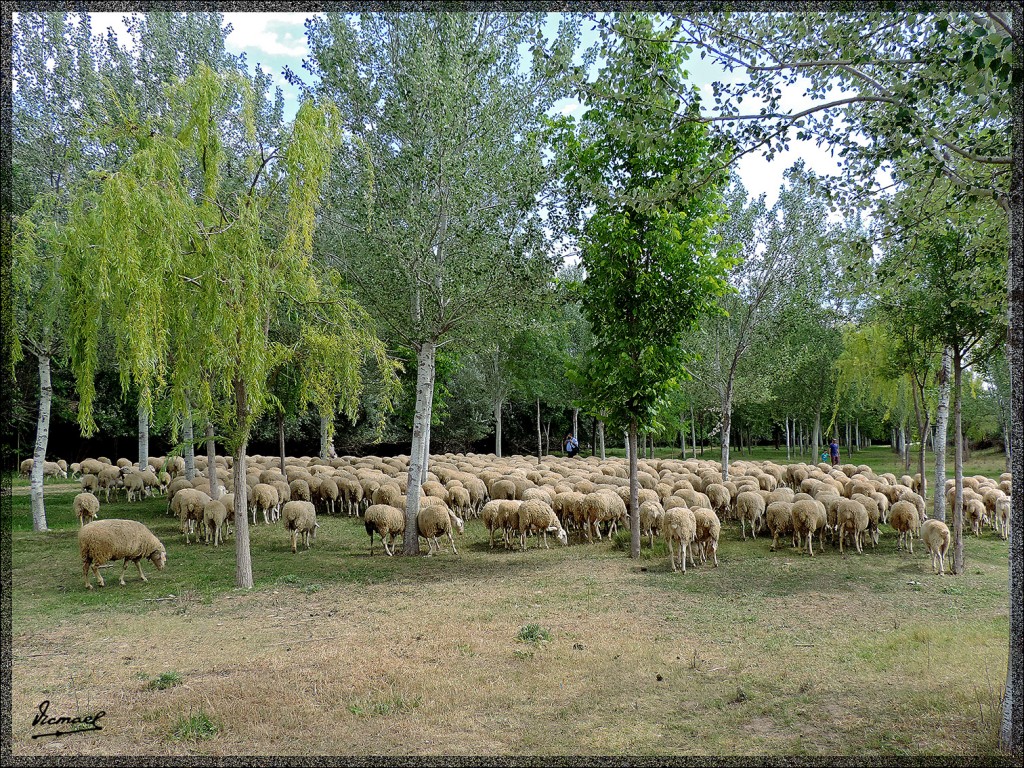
[546,525,559,533]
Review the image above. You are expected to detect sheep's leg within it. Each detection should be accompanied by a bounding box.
[135,559,148,582]
[83,560,93,589]
[908,534,913,555]
[93,562,105,588]
[668,537,677,572]
[741,518,746,540]
[711,542,719,567]
[291,530,298,554]
[771,530,779,552]
[448,531,458,555]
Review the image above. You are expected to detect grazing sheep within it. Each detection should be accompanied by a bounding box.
[97,465,125,503]
[42,460,68,480]
[289,478,312,504]
[663,507,697,573]
[171,488,211,544]
[250,483,280,525]
[490,479,518,501]
[416,504,464,555]
[20,458,33,477]
[203,500,230,546]
[371,482,403,509]
[123,471,147,503]
[994,496,1011,540]
[80,473,99,495]
[692,508,721,567]
[852,493,880,548]
[74,492,100,527]
[736,491,766,540]
[791,499,825,557]
[282,500,319,553]
[704,483,731,520]
[966,497,988,537]
[638,500,663,548]
[79,519,166,589]
[765,501,794,552]
[516,499,568,551]
[922,519,951,575]
[837,498,869,555]
[446,486,472,519]
[315,476,340,517]
[889,500,921,554]
[364,504,406,556]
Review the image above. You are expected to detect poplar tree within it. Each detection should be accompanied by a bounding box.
[553,13,734,559]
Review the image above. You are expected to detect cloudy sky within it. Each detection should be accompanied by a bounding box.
[85,10,851,210]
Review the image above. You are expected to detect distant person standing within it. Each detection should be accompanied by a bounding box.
[829,438,840,466]
[564,433,579,458]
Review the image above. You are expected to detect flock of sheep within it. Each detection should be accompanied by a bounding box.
[20,451,1013,588]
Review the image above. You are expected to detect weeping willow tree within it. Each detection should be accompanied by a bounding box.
[14,62,397,588]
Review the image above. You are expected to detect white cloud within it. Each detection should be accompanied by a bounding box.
[223,13,313,58]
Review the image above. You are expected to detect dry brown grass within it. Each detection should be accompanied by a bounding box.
[10,533,1011,758]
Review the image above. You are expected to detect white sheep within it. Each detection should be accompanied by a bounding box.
[250,483,280,525]
[203,500,230,547]
[364,503,405,556]
[516,499,568,551]
[922,519,951,575]
[836,498,869,555]
[416,503,464,555]
[74,492,100,527]
[889,500,921,554]
[282,500,319,553]
[79,519,166,589]
[662,507,697,573]
[735,491,766,540]
[692,508,721,567]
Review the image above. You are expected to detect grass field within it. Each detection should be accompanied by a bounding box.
[4,450,1014,758]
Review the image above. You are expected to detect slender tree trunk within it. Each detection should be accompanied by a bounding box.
[598,420,605,459]
[205,422,219,501]
[536,397,542,463]
[319,414,330,460]
[934,347,952,522]
[233,378,253,589]
[572,407,579,441]
[183,407,196,481]
[277,411,286,475]
[623,430,629,461]
[138,400,149,473]
[845,420,851,457]
[690,406,697,459]
[856,419,860,452]
[404,340,436,555]
[30,351,52,532]
[591,415,598,458]
[421,389,433,484]
[721,388,732,481]
[494,398,503,458]
[785,415,791,462]
[953,347,965,575]
[544,419,551,456]
[628,417,640,559]
[680,413,687,459]
[999,107,1022,753]
[912,380,930,502]
[812,408,821,464]
[902,422,911,473]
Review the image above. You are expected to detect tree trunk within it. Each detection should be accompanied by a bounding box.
[205,422,219,501]
[598,420,605,459]
[591,415,598,458]
[277,411,286,475]
[785,415,791,462]
[690,406,698,458]
[404,340,436,555]
[680,413,687,458]
[624,430,629,461]
[856,419,860,452]
[721,388,732,482]
[952,346,965,575]
[999,121,1022,753]
[812,408,821,464]
[183,407,196,481]
[912,379,930,502]
[628,417,640,559]
[902,422,911,473]
[138,400,149,473]
[572,407,579,441]
[494,398,503,458]
[544,419,551,456]
[30,352,52,532]
[933,347,952,522]
[319,414,330,460]
[536,397,542,463]
[233,377,253,589]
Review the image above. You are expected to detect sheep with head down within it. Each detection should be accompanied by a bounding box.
[416,499,464,555]
[74,492,100,527]
[364,503,405,556]
[663,507,697,573]
[79,519,166,589]
[516,499,568,551]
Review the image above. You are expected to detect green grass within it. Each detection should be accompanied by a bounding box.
[143,671,184,691]
[516,623,552,643]
[170,710,219,741]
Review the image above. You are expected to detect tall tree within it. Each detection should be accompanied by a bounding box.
[17,62,394,588]
[553,13,734,559]
[301,12,577,553]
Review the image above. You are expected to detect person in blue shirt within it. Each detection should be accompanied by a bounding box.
[564,433,579,458]
[829,439,840,466]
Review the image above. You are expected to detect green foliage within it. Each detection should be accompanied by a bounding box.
[170,710,219,741]
[516,623,552,643]
[553,13,734,432]
[144,671,184,691]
